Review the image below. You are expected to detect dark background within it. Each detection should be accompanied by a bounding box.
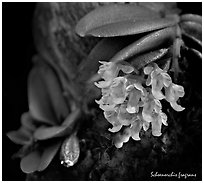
[2,3,36,180]
[2,2,202,181]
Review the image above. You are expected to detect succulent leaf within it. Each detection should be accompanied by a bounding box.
[110,26,177,62]
[34,125,72,140]
[20,151,41,173]
[7,128,32,145]
[130,48,169,70]
[28,64,69,126]
[180,14,202,24]
[180,21,202,41]
[38,142,61,171]
[87,17,178,37]
[76,4,160,37]
[21,112,36,131]
[62,109,81,126]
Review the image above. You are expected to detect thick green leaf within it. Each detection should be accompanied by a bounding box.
[138,2,180,15]
[86,16,178,37]
[62,108,80,126]
[182,32,202,52]
[38,141,61,171]
[20,151,41,173]
[7,127,32,145]
[130,48,169,69]
[28,64,69,125]
[28,66,57,125]
[76,4,160,37]
[78,36,136,82]
[180,21,202,41]
[110,26,177,62]
[12,145,31,159]
[21,112,36,131]
[34,125,72,140]
[189,48,202,60]
[180,14,202,24]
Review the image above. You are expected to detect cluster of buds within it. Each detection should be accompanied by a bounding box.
[95,61,185,148]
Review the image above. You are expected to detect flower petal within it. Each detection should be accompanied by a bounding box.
[143,121,150,131]
[110,77,127,104]
[118,104,136,126]
[151,114,162,136]
[152,90,165,100]
[98,61,118,80]
[160,112,168,126]
[130,120,143,141]
[161,72,172,87]
[94,80,112,88]
[142,100,154,122]
[134,82,144,92]
[144,65,153,75]
[165,83,185,111]
[146,75,152,86]
[172,84,185,97]
[126,89,141,113]
[96,94,116,111]
[152,76,165,100]
[170,102,185,111]
[113,127,131,148]
[108,125,123,133]
[119,64,134,74]
[154,99,162,113]
[104,110,122,131]
[99,104,116,111]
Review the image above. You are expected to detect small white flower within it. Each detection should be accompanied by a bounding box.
[165,83,185,111]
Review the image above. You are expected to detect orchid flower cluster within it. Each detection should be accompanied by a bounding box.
[95,61,185,148]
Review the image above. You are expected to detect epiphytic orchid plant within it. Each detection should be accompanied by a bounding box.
[7,2,201,174]
[75,3,201,147]
[7,57,80,173]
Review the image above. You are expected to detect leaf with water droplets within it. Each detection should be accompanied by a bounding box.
[110,27,176,62]
[130,48,169,69]
[86,16,178,37]
[76,4,160,37]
